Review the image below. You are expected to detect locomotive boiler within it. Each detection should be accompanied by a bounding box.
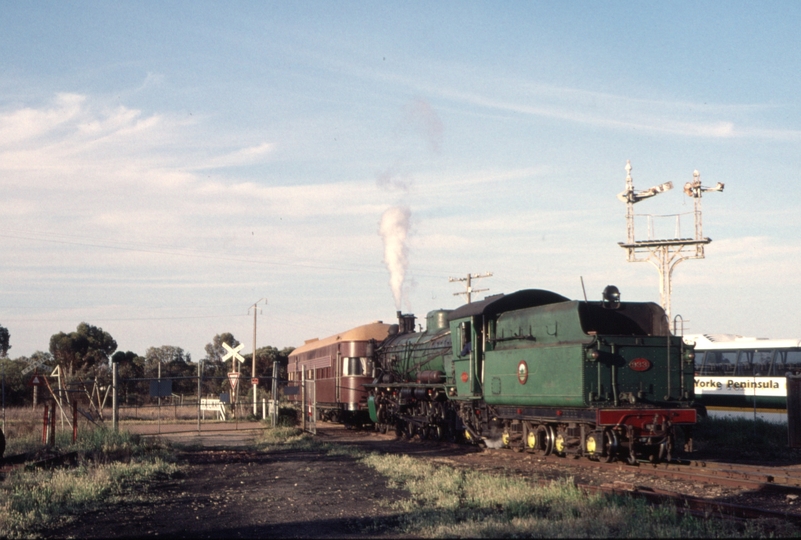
[367,287,697,463]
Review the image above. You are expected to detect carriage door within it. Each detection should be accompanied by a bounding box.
[452,319,480,398]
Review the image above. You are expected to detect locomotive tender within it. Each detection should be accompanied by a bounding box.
[296,286,698,463]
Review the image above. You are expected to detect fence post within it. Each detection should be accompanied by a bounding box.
[272,360,279,428]
[48,401,56,447]
[301,369,306,432]
[112,360,118,432]
[72,400,78,443]
[197,360,202,433]
[41,405,48,444]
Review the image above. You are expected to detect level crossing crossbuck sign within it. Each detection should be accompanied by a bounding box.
[221,342,245,364]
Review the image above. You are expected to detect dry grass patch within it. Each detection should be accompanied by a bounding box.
[358,452,798,538]
[0,426,179,539]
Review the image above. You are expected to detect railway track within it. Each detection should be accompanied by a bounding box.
[504,451,801,493]
[583,481,801,524]
[344,426,801,525]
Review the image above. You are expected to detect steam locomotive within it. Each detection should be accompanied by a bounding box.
[288,286,697,463]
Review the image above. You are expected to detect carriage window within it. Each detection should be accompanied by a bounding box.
[776,349,801,376]
[701,350,738,375]
[459,322,471,355]
[343,357,368,376]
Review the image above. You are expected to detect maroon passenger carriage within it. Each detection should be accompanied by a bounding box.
[287,321,392,426]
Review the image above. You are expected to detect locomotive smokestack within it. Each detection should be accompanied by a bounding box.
[397,311,416,334]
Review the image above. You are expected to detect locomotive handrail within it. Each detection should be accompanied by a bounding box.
[673,314,686,396]
[490,333,537,343]
[662,312,672,400]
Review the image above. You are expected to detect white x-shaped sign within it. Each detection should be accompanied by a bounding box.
[221,342,245,363]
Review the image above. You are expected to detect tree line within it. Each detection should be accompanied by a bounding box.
[0,322,294,407]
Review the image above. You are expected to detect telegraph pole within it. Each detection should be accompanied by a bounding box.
[249,298,266,417]
[449,272,493,304]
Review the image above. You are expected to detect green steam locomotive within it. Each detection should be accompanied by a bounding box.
[367,287,697,463]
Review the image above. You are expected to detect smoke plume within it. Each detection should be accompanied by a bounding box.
[379,206,411,309]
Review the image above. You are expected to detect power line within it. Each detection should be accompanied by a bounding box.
[2,314,249,323]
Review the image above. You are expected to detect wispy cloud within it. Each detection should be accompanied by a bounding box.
[363,66,799,141]
[194,142,275,169]
[434,85,801,140]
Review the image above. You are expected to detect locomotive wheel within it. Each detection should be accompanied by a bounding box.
[523,422,536,453]
[584,431,603,461]
[553,431,567,457]
[603,429,619,463]
[428,424,444,442]
[535,425,554,456]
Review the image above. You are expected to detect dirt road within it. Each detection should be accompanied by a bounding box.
[46,425,417,539]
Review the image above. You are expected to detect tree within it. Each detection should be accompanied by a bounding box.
[145,346,195,395]
[49,322,117,379]
[111,350,146,405]
[203,333,240,364]
[0,352,56,407]
[242,346,294,379]
[1,357,30,406]
[0,324,9,357]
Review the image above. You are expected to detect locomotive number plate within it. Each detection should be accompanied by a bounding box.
[518,360,528,384]
[629,358,652,372]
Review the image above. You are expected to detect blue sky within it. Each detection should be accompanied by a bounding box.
[1,2,799,361]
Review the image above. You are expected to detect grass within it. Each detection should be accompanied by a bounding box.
[355,452,796,538]
[256,425,801,538]
[0,425,179,538]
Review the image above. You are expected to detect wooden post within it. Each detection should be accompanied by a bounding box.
[112,360,118,432]
[49,400,56,447]
[301,369,306,433]
[197,360,202,433]
[271,360,279,428]
[41,404,48,444]
[72,400,78,443]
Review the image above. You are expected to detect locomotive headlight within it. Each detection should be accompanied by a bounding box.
[585,348,600,362]
[682,350,695,364]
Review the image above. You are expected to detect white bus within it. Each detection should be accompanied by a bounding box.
[685,334,801,421]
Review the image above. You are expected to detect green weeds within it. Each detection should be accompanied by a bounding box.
[0,427,178,538]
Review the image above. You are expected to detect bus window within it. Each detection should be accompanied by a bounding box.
[776,349,801,376]
[702,350,738,375]
[694,351,705,372]
[738,350,773,376]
